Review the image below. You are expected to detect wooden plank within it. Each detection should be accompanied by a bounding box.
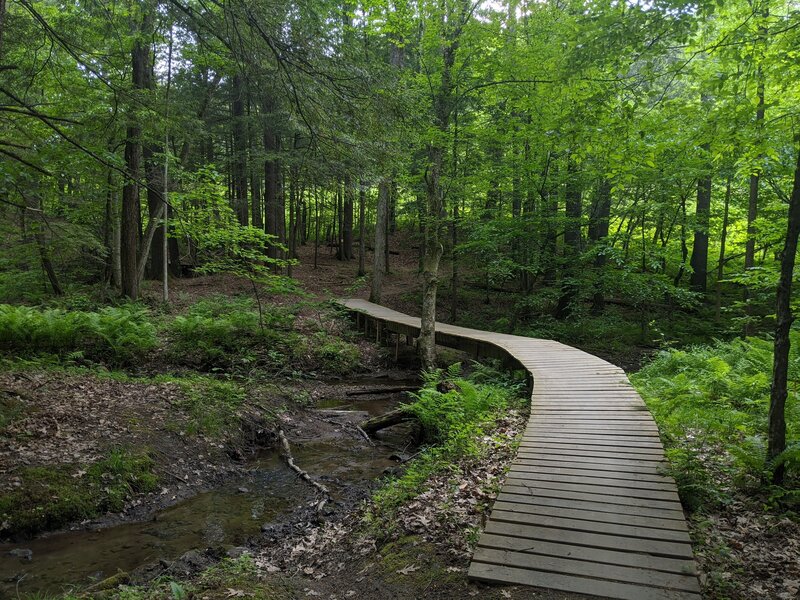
[489,509,691,543]
[476,533,697,575]
[505,470,677,492]
[517,443,666,459]
[503,477,680,502]
[473,548,700,593]
[526,427,660,437]
[492,500,688,531]
[469,563,700,600]
[495,491,686,521]
[514,457,668,475]
[523,435,665,447]
[521,437,665,450]
[484,521,694,559]
[508,464,671,483]
[501,483,684,511]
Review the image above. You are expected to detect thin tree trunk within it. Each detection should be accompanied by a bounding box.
[358,183,366,276]
[231,74,248,226]
[589,179,612,314]
[451,203,459,322]
[768,143,800,486]
[673,191,689,287]
[263,96,280,262]
[744,66,766,333]
[314,187,320,269]
[715,175,732,319]
[554,154,581,320]
[690,143,712,293]
[370,180,389,303]
[343,174,354,260]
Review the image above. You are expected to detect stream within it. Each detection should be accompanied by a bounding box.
[0,383,414,598]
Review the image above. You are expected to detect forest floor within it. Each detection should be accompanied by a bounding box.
[1,235,796,599]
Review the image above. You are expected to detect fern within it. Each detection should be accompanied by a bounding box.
[632,335,800,508]
[0,304,156,365]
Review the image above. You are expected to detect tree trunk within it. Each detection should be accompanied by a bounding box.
[120,28,149,300]
[360,407,417,435]
[358,183,366,276]
[342,174,354,260]
[744,66,766,332]
[554,154,581,320]
[715,175,732,319]
[143,143,165,281]
[250,98,263,229]
[451,203,459,322]
[231,74,248,226]
[370,180,389,303]
[419,143,444,371]
[589,179,612,314]
[263,97,280,261]
[768,144,800,486]
[674,190,689,287]
[690,144,712,293]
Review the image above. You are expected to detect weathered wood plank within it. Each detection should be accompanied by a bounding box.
[495,492,687,521]
[489,509,692,543]
[468,563,700,600]
[503,476,681,502]
[508,463,672,483]
[492,501,689,531]
[517,443,666,459]
[476,533,697,574]
[501,483,685,511]
[514,457,668,474]
[473,548,701,592]
[484,521,694,559]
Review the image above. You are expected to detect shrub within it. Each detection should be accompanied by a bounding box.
[632,335,800,509]
[165,296,294,370]
[0,304,157,364]
[176,378,246,437]
[370,363,526,520]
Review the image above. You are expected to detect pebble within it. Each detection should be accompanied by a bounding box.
[8,548,32,561]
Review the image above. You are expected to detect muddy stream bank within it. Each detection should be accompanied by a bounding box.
[0,377,420,598]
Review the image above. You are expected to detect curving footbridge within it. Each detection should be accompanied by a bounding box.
[340,299,701,600]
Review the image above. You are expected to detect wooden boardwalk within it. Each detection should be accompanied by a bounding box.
[340,299,701,600]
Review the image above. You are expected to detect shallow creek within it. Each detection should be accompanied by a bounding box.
[0,383,415,598]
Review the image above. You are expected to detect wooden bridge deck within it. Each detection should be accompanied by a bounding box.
[340,299,701,600]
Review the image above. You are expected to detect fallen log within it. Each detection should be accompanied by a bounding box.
[277,429,331,509]
[360,407,418,435]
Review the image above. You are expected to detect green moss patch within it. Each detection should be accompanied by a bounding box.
[0,448,157,538]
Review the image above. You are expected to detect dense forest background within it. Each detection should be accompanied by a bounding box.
[1,1,800,597]
[2,0,799,472]
[3,0,799,334]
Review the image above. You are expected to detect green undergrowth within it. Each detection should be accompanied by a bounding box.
[0,304,157,365]
[367,363,527,533]
[0,448,157,539]
[0,295,362,376]
[114,555,293,600]
[174,377,248,437]
[632,335,800,511]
